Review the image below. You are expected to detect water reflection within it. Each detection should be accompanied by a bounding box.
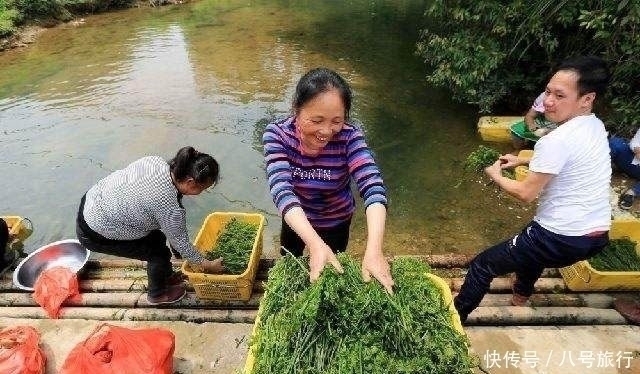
[0,0,532,258]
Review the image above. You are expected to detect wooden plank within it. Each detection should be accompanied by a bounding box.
[0,291,262,309]
[0,278,266,293]
[0,306,257,323]
[466,306,627,325]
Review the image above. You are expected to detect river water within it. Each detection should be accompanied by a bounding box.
[0,0,532,257]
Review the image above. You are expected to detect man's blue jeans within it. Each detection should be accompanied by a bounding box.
[454,221,608,322]
[610,136,640,194]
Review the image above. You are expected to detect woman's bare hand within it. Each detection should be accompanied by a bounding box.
[202,258,225,274]
[361,251,394,294]
[308,242,343,282]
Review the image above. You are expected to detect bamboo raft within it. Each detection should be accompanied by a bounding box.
[0,255,632,325]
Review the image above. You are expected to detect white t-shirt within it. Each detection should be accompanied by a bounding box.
[529,114,611,236]
[531,92,546,113]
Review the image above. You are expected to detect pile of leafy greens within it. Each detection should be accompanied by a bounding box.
[588,238,640,272]
[464,145,501,173]
[205,218,258,274]
[462,145,514,181]
[249,254,475,374]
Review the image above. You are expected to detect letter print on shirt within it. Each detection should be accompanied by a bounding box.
[291,167,332,181]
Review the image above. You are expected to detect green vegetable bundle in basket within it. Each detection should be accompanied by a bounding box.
[560,218,640,291]
[588,238,640,272]
[181,212,264,301]
[245,254,475,374]
[204,217,259,274]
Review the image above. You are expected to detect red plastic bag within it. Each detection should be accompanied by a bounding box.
[32,266,81,319]
[0,326,46,374]
[60,324,175,374]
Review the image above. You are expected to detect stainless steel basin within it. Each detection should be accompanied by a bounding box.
[13,239,90,291]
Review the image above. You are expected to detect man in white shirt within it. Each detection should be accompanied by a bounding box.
[609,128,640,209]
[454,56,612,323]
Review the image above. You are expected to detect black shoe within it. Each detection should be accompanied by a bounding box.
[147,284,187,305]
[510,274,530,306]
[619,191,635,210]
[167,270,187,286]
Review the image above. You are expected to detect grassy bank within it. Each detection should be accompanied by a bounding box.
[0,0,184,48]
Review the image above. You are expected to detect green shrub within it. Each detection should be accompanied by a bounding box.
[12,0,64,18]
[0,0,137,37]
[63,0,135,13]
[416,0,640,136]
[0,1,19,37]
[0,15,16,37]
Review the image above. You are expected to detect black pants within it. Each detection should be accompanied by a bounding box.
[454,221,608,322]
[76,196,172,297]
[280,218,351,257]
[0,218,8,265]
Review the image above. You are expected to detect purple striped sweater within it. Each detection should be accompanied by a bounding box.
[263,116,387,228]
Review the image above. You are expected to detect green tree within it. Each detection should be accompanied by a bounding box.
[416,0,640,136]
[12,0,65,18]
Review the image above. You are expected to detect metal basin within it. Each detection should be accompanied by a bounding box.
[13,239,90,291]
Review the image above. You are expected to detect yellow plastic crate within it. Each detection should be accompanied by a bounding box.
[515,166,529,181]
[1,216,33,243]
[477,116,523,142]
[181,212,264,301]
[559,218,640,291]
[513,150,533,181]
[243,272,465,373]
[517,149,534,161]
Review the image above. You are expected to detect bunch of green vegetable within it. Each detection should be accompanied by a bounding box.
[249,254,475,374]
[464,145,501,173]
[462,145,514,181]
[588,238,640,272]
[205,218,258,274]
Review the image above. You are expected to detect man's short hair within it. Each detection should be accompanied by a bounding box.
[553,55,610,98]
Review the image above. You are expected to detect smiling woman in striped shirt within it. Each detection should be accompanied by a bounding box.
[263,68,394,293]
